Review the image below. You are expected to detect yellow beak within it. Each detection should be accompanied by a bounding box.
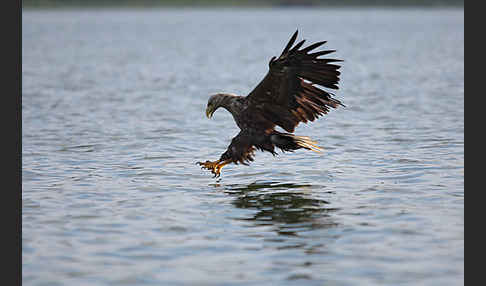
[206,106,214,119]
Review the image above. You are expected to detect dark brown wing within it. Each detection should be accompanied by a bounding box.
[245,30,343,133]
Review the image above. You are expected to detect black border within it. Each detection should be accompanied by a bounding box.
[12,0,21,285]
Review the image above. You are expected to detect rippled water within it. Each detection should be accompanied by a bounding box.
[22,7,464,286]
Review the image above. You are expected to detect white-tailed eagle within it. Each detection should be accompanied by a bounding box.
[197,30,344,177]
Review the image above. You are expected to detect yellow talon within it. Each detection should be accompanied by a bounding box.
[197,159,231,178]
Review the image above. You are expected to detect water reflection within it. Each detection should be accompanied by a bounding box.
[223,181,338,236]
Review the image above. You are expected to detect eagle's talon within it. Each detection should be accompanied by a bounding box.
[198,159,229,178]
[197,160,219,173]
[213,168,221,178]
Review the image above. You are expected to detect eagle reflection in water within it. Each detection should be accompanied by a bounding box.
[221,181,339,238]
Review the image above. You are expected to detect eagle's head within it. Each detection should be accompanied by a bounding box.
[205,93,238,119]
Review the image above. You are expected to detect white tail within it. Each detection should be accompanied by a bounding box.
[293,136,323,153]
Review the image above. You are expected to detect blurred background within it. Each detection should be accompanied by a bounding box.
[24,0,464,7]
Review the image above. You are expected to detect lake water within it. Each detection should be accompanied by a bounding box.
[22,7,464,286]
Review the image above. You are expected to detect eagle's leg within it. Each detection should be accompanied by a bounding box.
[197,159,231,178]
[197,159,220,174]
[213,160,231,178]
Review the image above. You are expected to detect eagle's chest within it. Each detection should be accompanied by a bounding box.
[226,98,272,131]
[233,108,272,132]
[227,101,251,130]
[231,108,248,130]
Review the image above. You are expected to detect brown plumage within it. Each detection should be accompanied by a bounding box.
[197,30,344,177]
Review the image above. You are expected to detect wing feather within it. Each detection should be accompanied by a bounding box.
[308,50,337,58]
[245,30,343,133]
[288,39,306,54]
[299,41,327,53]
[280,30,299,57]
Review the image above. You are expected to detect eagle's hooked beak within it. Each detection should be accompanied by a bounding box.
[206,105,215,119]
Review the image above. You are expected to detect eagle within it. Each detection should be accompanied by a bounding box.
[197,30,344,177]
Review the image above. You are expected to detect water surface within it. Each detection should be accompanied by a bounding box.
[22,7,464,286]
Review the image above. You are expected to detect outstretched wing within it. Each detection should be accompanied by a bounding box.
[245,30,343,133]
